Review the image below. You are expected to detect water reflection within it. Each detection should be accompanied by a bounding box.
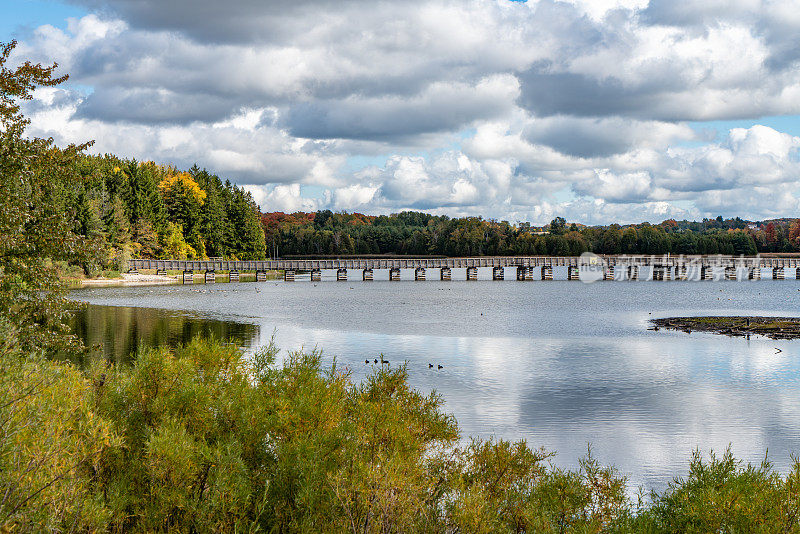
[69,278,800,494]
[70,305,260,364]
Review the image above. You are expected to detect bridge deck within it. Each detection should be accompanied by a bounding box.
[129,255,800,272]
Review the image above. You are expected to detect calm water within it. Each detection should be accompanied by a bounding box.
[70,268,800,493]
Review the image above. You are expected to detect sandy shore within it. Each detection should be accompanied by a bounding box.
[80,273,179,287]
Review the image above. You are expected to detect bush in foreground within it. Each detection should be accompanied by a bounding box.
[3,335,800,532]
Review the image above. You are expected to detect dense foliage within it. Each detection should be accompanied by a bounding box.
[4,333,800,533]
[0,40,98,352]
[263,211,800,258]
[70,156,267,268]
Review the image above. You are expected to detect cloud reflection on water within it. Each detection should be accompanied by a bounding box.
[255,322,800,493]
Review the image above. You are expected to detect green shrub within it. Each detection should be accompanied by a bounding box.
[4,335,800,533]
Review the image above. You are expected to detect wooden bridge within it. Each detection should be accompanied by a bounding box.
[128,255,800,282]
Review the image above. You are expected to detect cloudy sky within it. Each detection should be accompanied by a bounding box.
[4,0,800,224]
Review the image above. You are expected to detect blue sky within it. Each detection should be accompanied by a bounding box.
[6,0,800,224]
[0,0,85,37]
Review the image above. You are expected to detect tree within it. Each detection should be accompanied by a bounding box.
[0,40,94,352]
[161,222,197,259]
[549,217,566,235]
[159,167,207,246]
[0,39,115,531]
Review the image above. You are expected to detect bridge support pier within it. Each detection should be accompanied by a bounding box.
[415,267,426,281]
[748,267,760,280]
[603,265,615,281]
[653,266,664,281]
[284,270,296,282]
[567,265,579,281]
[774,268,785,280]
[156,269,167,276]
[336,268,347,281]
[627,266,638,281]
[389,268,401,281]
[796,268,800,280]
[492,266,504,280]
[311,269,321,282]
[205,270,216,284]
[466,266,478,281]
[541,265,553,280]
[725,266,737,281]
[701,266,713,281]
[256,271,267,282]
[440,267,451,281]
[362,268,373,281]
[229,270,240,282]
[182,270,194,284]
[675,266,687,281]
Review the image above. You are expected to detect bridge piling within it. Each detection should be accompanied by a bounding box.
[182,270,193,284]
[415,267,426,281]
[567,265,579,281]
[389,268,401,281]
[229,270,240,282]
[440,267,451,281]
[541,265,553,280]
[311,269,321,282]
[466,266,478,281]
[284,270,296,282]
[337,268,347,281]
[653,266,664,281]
[628,265,638,281]
[725,266,737,281]
[603,265,615,281]
[204,270,216,284]
[362,268,373,281]
[492,266,504,280]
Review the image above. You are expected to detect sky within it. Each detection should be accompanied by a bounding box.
[3,0,800,225]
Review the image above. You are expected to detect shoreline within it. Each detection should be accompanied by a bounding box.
[74,271,280,288]
[651,316,800,340]
[78,273,180,287]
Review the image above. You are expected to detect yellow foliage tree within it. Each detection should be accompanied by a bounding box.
[158,168,207,206]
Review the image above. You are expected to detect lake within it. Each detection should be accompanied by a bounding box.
[70,268,800,494]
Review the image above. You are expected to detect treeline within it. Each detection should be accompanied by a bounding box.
[263,211,800,257]
[68,156,266,273]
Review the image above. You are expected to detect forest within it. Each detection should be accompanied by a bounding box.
[72,156,266,271]
[262,211,800,258]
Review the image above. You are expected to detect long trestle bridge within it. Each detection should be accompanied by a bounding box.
[128,255,800,283]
